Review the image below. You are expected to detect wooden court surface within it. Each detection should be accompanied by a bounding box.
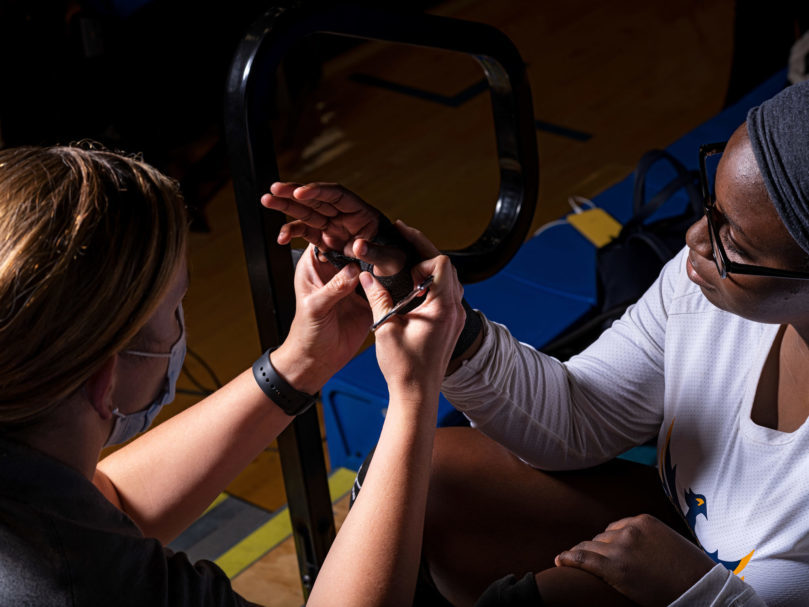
[113,0,739,603]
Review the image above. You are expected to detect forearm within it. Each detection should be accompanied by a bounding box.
[96,368,293,543]
[442,316,584,466]
[443,315,662,469]
[308,387,439,607]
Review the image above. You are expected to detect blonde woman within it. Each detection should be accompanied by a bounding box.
[0,145,462,606]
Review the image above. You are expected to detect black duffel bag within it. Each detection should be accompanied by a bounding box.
[542,149,703,360]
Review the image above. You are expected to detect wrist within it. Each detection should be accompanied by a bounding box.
[269,344,329,395]
[387,383,440,409]
[252,348,318,416]
[446,304,484,376]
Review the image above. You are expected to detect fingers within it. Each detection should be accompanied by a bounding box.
[268,181,302,199]
[359,271,394,325]
[412,255,464,343]
[414,254,463,301]
[261,191,333,236]
[352,239,407,276]
[603,517,635,532]
[415,254,465,343]
[394,219,441,259]
[262,186,338,220]
[263,182,379,250]
[359,253,459,329]
[265,182,369,216]
[554,543,611,576]
[291,182,371,212]
[305,260,362,317]
[350,220,441,277]
[277,220,329,248]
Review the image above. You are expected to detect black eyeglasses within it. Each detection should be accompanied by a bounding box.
[698,142,809,280]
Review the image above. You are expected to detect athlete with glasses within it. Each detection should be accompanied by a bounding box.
[265,79,809,606]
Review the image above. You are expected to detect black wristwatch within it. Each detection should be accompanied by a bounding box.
[252,348,317,416]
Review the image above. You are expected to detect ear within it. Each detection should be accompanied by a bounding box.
[85,355,118,420]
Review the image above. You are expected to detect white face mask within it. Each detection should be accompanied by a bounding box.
[104,305,186,447]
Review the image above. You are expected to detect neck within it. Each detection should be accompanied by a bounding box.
[787,323,809,355]
[13,396,107,481]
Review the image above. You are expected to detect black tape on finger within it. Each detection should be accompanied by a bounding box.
[317,214,425,313]
[313,213,483,357]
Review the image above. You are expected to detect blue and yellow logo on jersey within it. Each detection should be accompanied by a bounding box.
[658,419,755,577]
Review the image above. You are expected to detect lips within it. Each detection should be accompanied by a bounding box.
[686,252,713,290]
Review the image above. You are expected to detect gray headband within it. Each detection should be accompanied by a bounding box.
[746,80,809,255]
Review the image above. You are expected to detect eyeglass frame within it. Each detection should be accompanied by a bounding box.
[698,141,809,280]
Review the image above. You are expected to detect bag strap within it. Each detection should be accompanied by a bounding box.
[623,229,678,265]
[624,149,701,231]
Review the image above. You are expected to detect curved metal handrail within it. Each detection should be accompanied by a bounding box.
[226,2,538,284]
[224,1,537,596]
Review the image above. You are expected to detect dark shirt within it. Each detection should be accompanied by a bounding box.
[0,437,258,606]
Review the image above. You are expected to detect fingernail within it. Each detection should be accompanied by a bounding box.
[356,241,368,256]
[345,263,359,278]
[359,272,373,289]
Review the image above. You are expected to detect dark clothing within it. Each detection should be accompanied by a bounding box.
[0,437,257,606]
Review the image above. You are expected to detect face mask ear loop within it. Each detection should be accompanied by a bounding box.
[122,303,186,359]
[104,305,186,447]
[121,350,172,358]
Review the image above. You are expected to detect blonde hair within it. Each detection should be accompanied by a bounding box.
[0,145,188,425]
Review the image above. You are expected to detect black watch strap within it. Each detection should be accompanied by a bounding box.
[451,298,483,360]
[252,347,317,416]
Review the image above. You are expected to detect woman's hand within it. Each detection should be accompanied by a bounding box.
[262,182,407,276]
[554,514,715,607]
[307,222,463,607]
[359,222,464,399]
[271,244,372,394]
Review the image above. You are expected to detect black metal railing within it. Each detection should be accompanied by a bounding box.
[224,1,538,597]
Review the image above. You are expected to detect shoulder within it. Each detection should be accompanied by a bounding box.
[0,494,74,605]
[0,501,255,607]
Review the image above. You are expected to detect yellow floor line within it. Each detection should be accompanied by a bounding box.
[203,492,228,516]
[326,467,359,502]
[216,467,357,578]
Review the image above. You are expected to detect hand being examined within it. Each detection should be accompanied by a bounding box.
[261,182,407,277]
[262,181,483,366]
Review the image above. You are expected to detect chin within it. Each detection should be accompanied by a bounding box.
[697,286,726,311]
[701,290,785,326]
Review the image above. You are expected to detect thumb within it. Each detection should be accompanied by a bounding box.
[307,263,361,316]
[359,271,394,321]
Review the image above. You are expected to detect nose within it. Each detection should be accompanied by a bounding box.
[685,214,712,259]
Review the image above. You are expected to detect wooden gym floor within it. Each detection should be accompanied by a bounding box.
[109,0,743,604]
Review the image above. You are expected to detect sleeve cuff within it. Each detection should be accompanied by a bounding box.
[668,564,765,607]
[443,312,492,388]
